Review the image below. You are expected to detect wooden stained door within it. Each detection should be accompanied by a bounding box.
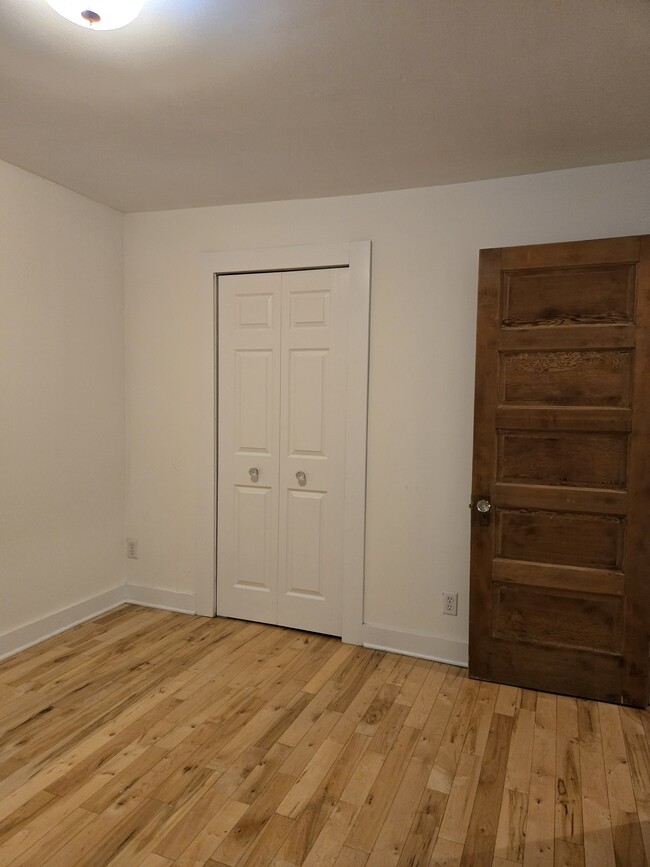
[217,268,348,636]
[469,235,650,707]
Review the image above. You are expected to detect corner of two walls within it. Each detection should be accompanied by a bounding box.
[0,159,126,660]
[0,157,196,664]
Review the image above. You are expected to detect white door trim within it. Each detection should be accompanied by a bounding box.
[198,242,371,646]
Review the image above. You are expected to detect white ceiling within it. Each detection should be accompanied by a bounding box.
[1,0,649,213]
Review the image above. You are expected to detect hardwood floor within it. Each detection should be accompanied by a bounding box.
[0,606,648,866]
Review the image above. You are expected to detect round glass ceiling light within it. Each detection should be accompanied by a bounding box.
[46,0,145,30]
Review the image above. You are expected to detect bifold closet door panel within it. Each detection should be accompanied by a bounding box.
[217,272,281,625]
[277,268,348,636]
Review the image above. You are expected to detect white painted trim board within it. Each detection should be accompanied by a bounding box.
[362,623,468,668]
[123,584,197,614]
[0,584,469,671]
[0,585,198,662]
[0,585,125,662]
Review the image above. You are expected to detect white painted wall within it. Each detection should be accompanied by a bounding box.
[3,155,647,664]
[124,159,650,662]
[0,159,125,643]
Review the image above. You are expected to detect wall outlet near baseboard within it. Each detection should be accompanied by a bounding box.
[127,538,138,559]
[442,592,458,616]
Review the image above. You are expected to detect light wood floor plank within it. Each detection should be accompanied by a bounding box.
[333,847,368,867]
[174,799,249,867]
[413,668,466,766]
[275,731,370,866]
[494,787,527,863]
[393,658,431,708]
[210,774,295,865]
[429,835,464,866]
[396,786,446,867]
[427,678,480,794]
[554,696,584,867]
[328,654,400,746]
[303,645,354,696]
[0,606,648,867]
[620,707,650,864]
[302,799,358,867]
[598,702,647,867]
[459,712,513,867]
[404,665,447,729]
[522,693,556,867]
[345,723,420,852]
[577,699,617,867]
[365,755,431,866]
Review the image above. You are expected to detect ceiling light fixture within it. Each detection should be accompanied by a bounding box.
[45,0,145,30]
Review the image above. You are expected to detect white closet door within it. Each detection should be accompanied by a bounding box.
[217,272,281,624]
[217,267,347,637]
[277,268,348,635]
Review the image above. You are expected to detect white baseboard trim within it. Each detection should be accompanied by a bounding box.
[124,584,197,615]
[0,587,465,670]
[0,585,126,662]
[362,623,468,668]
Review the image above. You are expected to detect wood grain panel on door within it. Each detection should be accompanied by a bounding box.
[497,431,628,488]
[469,235,650,706]
[500,350,633,406]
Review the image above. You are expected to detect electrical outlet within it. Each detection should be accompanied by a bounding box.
[127,538,138,559]
[442,592,458,616]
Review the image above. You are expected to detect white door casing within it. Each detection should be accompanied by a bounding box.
[218,268,348,636]
[199,241,371,647]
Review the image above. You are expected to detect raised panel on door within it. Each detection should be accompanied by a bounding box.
[499,349,633,406]
[277,268,348,636]
[233,486,274,589]
[285,490,326,596]
[235,349,274,452]
[501,263,636,326]
[497,430,628,488]
[469,235,650,706]
[217,272,281,625]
